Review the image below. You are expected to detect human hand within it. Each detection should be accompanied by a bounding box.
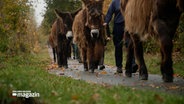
[103,23,107,26]
[106,36,111,41]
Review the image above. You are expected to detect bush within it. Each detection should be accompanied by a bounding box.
[0,0,39,54]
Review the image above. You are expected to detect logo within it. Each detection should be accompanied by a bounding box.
[12,90,40,98]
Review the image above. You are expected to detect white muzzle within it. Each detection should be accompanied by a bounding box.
[90,29,99,38]
[66,31,73,39]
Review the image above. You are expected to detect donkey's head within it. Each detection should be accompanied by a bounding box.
[82,0,104,39]
[176,0,184,12]
[54,8,81,39]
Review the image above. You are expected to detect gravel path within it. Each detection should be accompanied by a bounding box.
[47,48,184,95]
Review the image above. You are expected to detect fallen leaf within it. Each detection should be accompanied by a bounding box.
[154,94,164,103]
[53,64,58,68]
[113,93,120,100]
[59,72,64,75]
[73,65,77,68]
[46,63,58,70]
[149,84,155,88]
[77,72,80,77]
[58,67,65,71]
[92,93,100,101]
[132,88,136,90]
[95,72,99,77]
[71,95,79,100]
[156,86,160,89]
[169,86,179,90]
[100,71,107,75]
[51,90,58,96]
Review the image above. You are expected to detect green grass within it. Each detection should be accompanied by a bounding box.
[104,40,115,66]
[0,47,184,104]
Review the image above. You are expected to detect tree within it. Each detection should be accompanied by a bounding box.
[0,0,39,54]
[41,0,81,35]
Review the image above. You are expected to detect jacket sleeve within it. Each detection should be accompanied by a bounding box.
[105,0,115,24]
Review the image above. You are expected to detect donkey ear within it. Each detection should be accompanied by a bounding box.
[54,9,65,19]
[176,0,184,12]
[96,0,104,8]
[96,0,104,3]
[71,7,82,18]
[54,9,61,18]
[82,0,91,5]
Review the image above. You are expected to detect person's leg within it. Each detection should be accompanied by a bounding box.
[114,40,123,68]
[113,23,124,73]
[114,40,123,73]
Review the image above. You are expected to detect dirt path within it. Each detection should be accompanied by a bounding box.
[47,48,184,95]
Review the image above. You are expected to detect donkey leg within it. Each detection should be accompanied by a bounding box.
[95,42,105,70]
[63,49,68,69]
[131,34,148,80]
[125,33,134,77]
[67,40,72,58]
[57,51,62,67]
[160,37,173,82]
[53,48,56,63]
[81,48,88,71]
[57,45,65,68]
[87,47,95,73]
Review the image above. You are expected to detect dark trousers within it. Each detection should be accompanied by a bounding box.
[113,23,124,68]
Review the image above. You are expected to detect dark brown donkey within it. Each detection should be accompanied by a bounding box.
[73,0,106,73]
[120,0,184,82]
[48,34,57,63]
[49,8,80,68]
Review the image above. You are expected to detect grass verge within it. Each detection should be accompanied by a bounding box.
[0,47,183,104]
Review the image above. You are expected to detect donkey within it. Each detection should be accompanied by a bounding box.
[48,34,57,63]
[120,0,184,82]
[49,8,81,68]
[73,0,106,73]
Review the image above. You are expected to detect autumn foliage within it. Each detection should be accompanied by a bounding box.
[0,0,39,54]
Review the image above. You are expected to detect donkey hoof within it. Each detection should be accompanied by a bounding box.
[139,74,148,80]
[64,65,68,69]
[99,65,105,70]
[89,69,95,73]
[84,68,88,71]
[125,71,132,77]
[58,65,62,68]
[162,74,173,83]
[132,64,138,73]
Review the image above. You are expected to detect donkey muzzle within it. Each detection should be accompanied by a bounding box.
[66,31,73,40]
[90,29,99,38]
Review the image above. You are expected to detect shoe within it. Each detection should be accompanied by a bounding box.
[64,65,68,69]
[73,56,75,59]
[132,64,138,73]
[78,59,82,63]
[116,67,123,73]
[99,65,105,70]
